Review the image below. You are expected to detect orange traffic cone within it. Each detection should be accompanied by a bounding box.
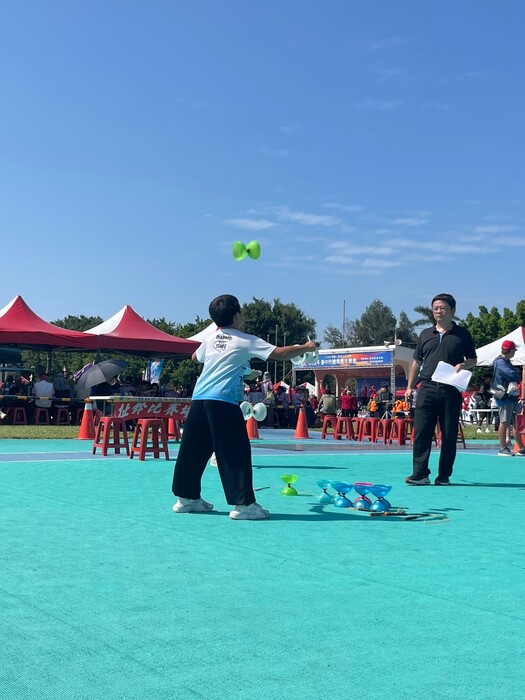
[167,417,181,441]
[294,404,310,439]
[246,416,260,439]
[78,399,95,440]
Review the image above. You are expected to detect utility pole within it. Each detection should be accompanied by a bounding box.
[274,325,278,383]
[384,328,400,414]
[342,299,346,347]
[390,327,397,401]
[283,332,287,381]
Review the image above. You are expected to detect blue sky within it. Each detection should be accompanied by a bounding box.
[1,1,523,342]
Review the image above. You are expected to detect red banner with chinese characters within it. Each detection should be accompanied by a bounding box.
[108,397,191,421]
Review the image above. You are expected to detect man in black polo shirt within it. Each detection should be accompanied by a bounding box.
[405,293,477,485]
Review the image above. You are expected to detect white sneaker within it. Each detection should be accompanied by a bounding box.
[476,428,482,434]
[229,502,270,520]
[0,410,6,420]
[209,453,218,467]
[173,497,214,513]
[485,428,491,433]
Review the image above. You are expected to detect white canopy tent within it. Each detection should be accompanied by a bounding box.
[475,327,525,366]
[298,381,316,394]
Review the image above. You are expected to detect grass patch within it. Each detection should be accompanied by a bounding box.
[0,423,498,440]
[0,425,80,439]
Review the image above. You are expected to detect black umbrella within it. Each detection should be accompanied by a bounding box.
[74,359,129,392]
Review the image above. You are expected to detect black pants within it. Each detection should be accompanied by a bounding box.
[412,382,462,480]
[172,400,255,506]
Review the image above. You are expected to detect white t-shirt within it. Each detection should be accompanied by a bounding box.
[193,328,275,404]
[33,380,55,408]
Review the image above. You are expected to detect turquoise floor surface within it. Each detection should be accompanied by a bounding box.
[1,436,524,699]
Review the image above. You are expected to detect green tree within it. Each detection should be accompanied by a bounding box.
[53,315,103,331]
[323,324,345,348]
[242,298,316,344]
[146,316,211,389]
[396,311,418,347]
[462,302,524,386]
[412,305,435,328]
[349,300,397,346]
[499,308,518,336]
[242,297,316,381]
[515,300,525,327]
[463,306,501,348]
[323,318,354,348]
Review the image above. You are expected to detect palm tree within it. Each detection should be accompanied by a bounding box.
[413,305,460,327]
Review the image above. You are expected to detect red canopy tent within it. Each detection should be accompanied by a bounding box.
[85,306,199,358]
[0,296,98,351]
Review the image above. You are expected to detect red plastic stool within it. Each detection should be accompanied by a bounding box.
[74,407,84,425]
[436,421,466,449]
[389,418,408,445]
[321,414,338,438]
[93,417,130,456]
[55,407,71,425]
[376,418,392,444]
[334,417,355,440]
[130,418,169,461]
[410,425,438,447]
[359,417,379,442]
[34,407,50,425]
[10,407,28,425]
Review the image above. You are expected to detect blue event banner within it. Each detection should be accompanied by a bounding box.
[301,350,393,369]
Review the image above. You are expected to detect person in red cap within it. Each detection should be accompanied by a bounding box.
[492,339,525,457]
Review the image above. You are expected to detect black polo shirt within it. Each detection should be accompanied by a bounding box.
[414,322,477,382]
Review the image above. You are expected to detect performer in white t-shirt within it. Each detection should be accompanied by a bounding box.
[172,294,316,520]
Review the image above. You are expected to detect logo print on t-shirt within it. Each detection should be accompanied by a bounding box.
[213,332,232,352]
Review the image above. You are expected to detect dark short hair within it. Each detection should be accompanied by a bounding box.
[209,295,241,327]
[431,293,456,312]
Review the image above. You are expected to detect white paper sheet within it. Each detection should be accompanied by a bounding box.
[430,361,472,392]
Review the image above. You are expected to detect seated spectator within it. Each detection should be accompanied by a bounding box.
[3,375,14,394]
[8,374,24,396]
[33,373,55,415]
[148,382,160,397]
[275,386,290,427]
[5,374,27,418]
[162,381,179,398]
[120,377,136,396]
[318,388,337,416]
[53,372,72,400]
[302,396,318,428]
[109,376,122,395]
[137,380,152,396]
